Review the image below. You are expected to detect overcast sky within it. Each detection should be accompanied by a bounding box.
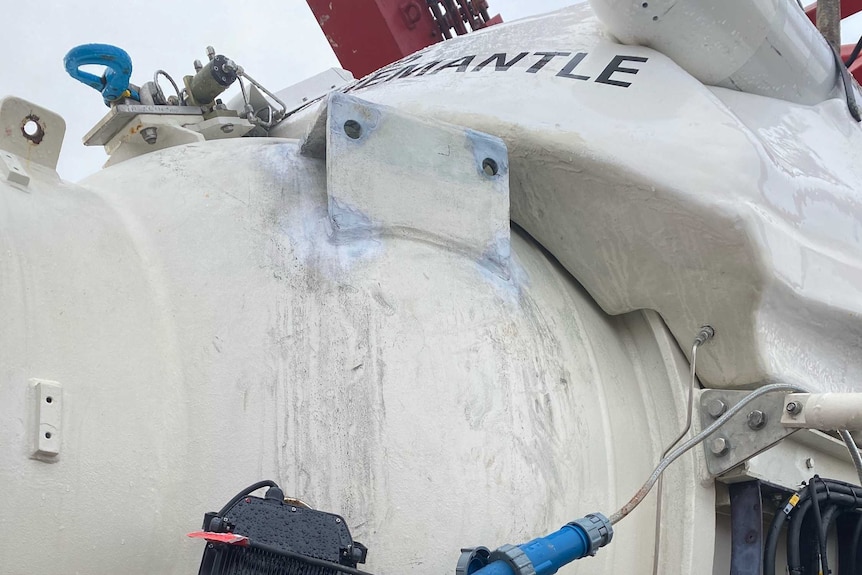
[2,1,861,181]
[0,1,578,181]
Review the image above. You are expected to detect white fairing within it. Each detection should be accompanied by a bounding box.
[289,3,862,391]
[0,105,713,573]
[588,0,839,105]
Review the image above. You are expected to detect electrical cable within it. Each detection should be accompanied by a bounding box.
[650,327,714,575]
[849,514,862,575]
[779,482,862,573]
[787,495,855,571]
[764,489,800,575]
[830,45,862,122]
[809,476,831,575]
[217,480,280,516]
[610,382,806,525]
[845,35,862,67]
[840,430,862,486]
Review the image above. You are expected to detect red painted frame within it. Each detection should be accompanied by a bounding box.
[306,0,502,79]
[805,2,862,82]
[805,0,862,24]
[307,0,443,79]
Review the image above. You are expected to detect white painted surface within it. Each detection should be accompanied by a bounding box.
[303,4,862,391]
[1,2,861,573]
[0,124,713,573]
[588,0,839,105]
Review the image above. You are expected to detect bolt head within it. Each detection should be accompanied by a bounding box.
[747,410,767,430]
[221,123,235,134]
[707,399,727,419]
[805,458,815,469]
[710,437,729,456]
[786,401,803,415]
[140,127,158,145]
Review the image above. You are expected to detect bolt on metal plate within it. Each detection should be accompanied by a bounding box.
[699,389,798,476]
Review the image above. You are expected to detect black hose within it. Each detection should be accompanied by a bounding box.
[846,35,862,67]
[810,477,831,575]
[850,514,862,575]
[765,491,799,575]
[788,492,862,571]
[769,480,862,575]
[217,479,280,516]
[831,45,862,122]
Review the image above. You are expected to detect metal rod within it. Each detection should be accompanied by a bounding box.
[441,0,468,35]
[427,1,452,39]
[817,0,842,52]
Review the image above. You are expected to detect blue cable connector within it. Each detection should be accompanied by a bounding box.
[64,44,139,105]
[457,513,613,575]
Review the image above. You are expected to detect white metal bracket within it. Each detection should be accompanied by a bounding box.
[0,97,65,171]
[29,378,62,461]
[0,150,30,187]
[310,92,511,277]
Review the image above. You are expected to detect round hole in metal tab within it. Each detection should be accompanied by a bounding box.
[641,2,648,7]
[482,158,499,177]
[343,120,363,140]
[46,396,53,404]
[21,116,45,145]
[44,432,52,439]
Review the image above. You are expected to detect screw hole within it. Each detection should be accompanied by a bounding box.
[642,2,648,6]
[46,396,53,403]
[44,432,52,439]
[482,158,499,177]
[21,116,45,145]
[343,120,362,140]
[652,15,659,20]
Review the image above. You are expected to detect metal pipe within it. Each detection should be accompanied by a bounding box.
[782,393,862,430]
[817,0,842,52]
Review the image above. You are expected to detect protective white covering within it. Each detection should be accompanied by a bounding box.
[588,0,839,105]
[279,3,862,391]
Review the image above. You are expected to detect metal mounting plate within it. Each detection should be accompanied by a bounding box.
[323,92,511,277]
[699,389,797,476]
[84,104,203,146]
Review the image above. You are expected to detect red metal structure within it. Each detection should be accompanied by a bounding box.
[306,0,502,78]
[805,1,862,83]
[805,0,862,23]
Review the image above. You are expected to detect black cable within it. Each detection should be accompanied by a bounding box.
[788,492,862,571]
[249,540,377,575]
[830,45,862,122]
[851,514,862,575]
[769,480,862,575]
[846,35,862,67]
[765,490,802,575]
[217,479,280,515]
[811,477,831,575]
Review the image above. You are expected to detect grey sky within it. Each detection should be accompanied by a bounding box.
[1,1,577,181]
[3,1,861,181]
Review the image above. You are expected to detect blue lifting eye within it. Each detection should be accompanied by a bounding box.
[64,44,139,106]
